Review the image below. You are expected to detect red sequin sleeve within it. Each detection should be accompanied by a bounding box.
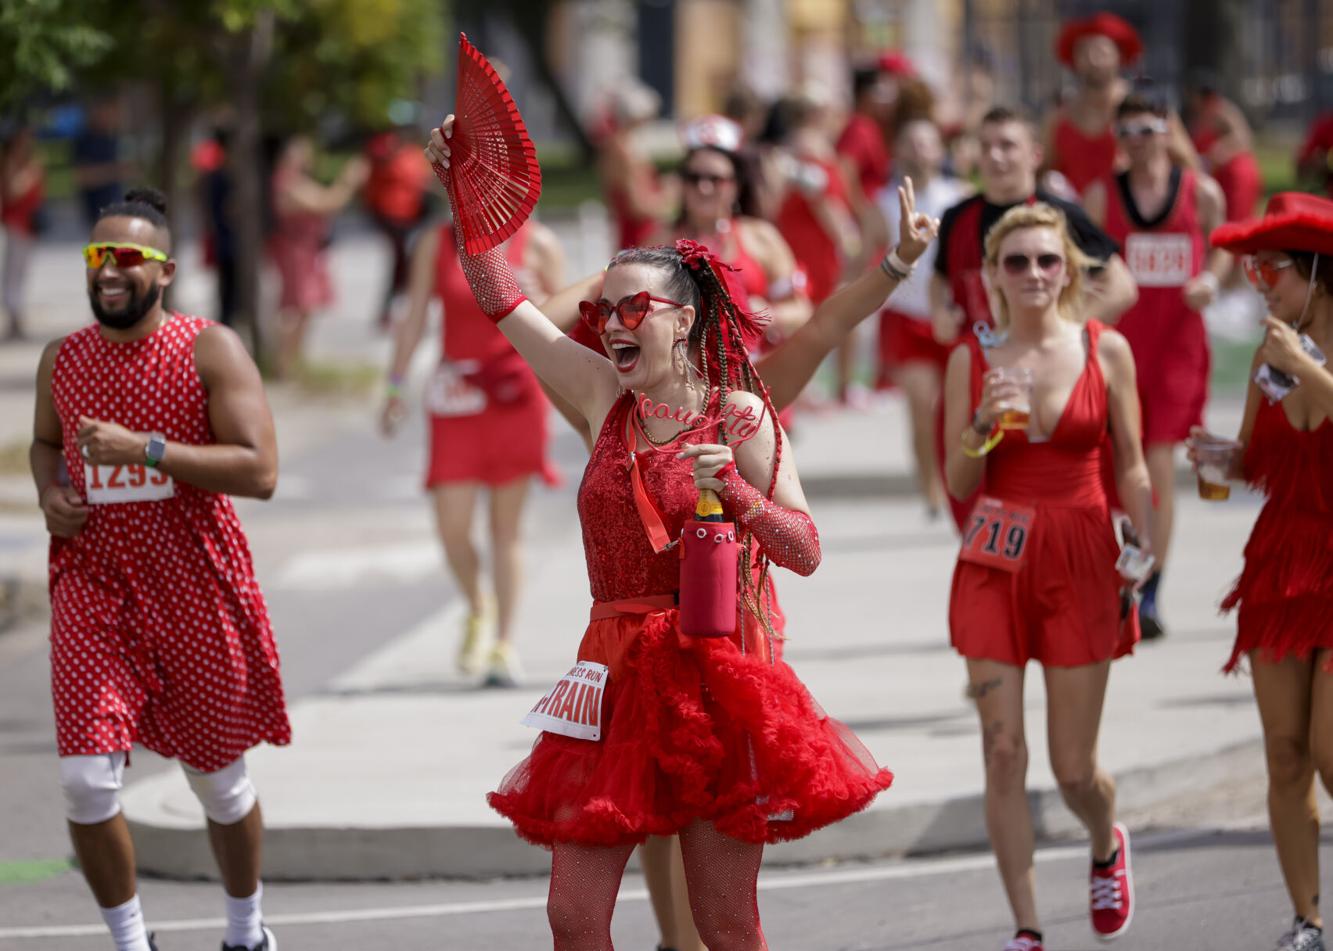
[720,468,821,576]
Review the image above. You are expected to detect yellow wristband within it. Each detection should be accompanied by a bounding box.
[961,428,1004,458]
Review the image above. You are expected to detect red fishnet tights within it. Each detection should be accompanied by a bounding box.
[547,822,767,951]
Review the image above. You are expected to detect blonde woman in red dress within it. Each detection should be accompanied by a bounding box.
[943,202,1153,951]
[428,113,939,949]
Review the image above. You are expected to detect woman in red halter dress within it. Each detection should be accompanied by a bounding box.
[380,218,563,686]
[943,203,1152,951]
[1192,193,1333,951]
[426,110,943,950]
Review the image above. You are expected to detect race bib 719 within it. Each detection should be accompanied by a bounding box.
[84,463,174,504]
[959,496,1035,573]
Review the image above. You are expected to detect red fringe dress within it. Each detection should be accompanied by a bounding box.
[1222,397,1333,672]
[949,322,1139,667]
[488,393,893,847]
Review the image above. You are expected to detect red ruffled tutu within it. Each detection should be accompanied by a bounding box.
[488,608,893,847]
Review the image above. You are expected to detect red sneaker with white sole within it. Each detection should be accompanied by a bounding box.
[1090,822,1134,941]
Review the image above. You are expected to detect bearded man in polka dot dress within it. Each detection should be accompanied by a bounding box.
[29,187,289,951]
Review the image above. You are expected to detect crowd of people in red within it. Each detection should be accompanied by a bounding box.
[17,10,1333,951]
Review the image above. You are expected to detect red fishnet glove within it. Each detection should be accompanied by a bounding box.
[451,210,527,320]
[435,161,527,321]
[720,468,821,576]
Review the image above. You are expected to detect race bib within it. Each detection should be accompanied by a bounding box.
[426,362,486,417]
[522,661,609,741]
[959,496,1035,573]
[84,464,174,504]
[1124,233,1192,287]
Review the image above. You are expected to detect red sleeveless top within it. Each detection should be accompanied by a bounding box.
[718,222,768,312]
[1102,167,1203,292]
[1053,115,1118,195]
[966,322,1111,508]
[577,393,722,602]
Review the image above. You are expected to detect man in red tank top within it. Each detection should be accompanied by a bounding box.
[1084,94,1230,640]
[30,189,286,951]
[1041,13,1141,196]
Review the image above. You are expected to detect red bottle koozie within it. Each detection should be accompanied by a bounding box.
[679,520,739,637]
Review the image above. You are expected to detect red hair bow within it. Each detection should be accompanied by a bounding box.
[672,238,772,352]
[674,238,734,274]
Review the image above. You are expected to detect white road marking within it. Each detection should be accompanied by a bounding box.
[0,827,1237,939]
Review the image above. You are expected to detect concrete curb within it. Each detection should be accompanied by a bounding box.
[123,738,1262,882]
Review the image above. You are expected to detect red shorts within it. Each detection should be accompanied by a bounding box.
[426,394,556,488]
[878,309,950,374]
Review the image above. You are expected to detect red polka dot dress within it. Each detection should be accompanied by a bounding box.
[48,314,291,772]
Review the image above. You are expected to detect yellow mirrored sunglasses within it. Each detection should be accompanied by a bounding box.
[83,242,169,269]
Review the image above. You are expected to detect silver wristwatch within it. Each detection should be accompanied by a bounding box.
[144,433,167,469]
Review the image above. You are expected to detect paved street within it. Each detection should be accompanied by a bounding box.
[1,230,1330,949]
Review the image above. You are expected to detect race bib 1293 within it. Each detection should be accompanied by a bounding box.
[84,464,174,504]
[521,660,609,741]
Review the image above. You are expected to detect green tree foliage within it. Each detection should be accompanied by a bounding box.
[267,0,446,131]
[0,0,112,111]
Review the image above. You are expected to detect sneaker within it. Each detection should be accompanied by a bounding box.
[1138,572,1165,640]
[483,642,522,688]
[222,924,277,951]
[1003,937,1043,951]
[1275,918,1326,951]
[457,605,493,675]
[1090,822,1134,941]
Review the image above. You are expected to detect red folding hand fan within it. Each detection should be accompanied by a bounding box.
[433,33,542,255]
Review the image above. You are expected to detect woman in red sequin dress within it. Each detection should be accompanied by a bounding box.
[426,112,947,950]
[943,203,1153,951]
[381,218,563,685]
[1192,193,1333,951]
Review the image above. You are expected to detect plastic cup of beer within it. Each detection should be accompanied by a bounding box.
[1193,437,1241,501]
[992,366,1034,430]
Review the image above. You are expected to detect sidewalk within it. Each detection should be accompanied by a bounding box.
[1,233,1280,880]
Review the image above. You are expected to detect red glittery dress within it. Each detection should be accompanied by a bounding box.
[1222,397,1333,672]
[48,314,290,772]
[488,392,893,846]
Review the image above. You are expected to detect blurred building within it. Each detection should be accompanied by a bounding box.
[454,0,1332,145]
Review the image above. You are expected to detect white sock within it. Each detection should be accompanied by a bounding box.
[99,894,152,951]
[224,882,264,948]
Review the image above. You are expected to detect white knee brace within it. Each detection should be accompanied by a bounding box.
[182,757,257,826]
[59,752,127,825]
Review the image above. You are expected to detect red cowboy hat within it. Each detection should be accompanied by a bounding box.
[877,51,917,77]
[1211,192,1333,256]
[1056,12,1143,67]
